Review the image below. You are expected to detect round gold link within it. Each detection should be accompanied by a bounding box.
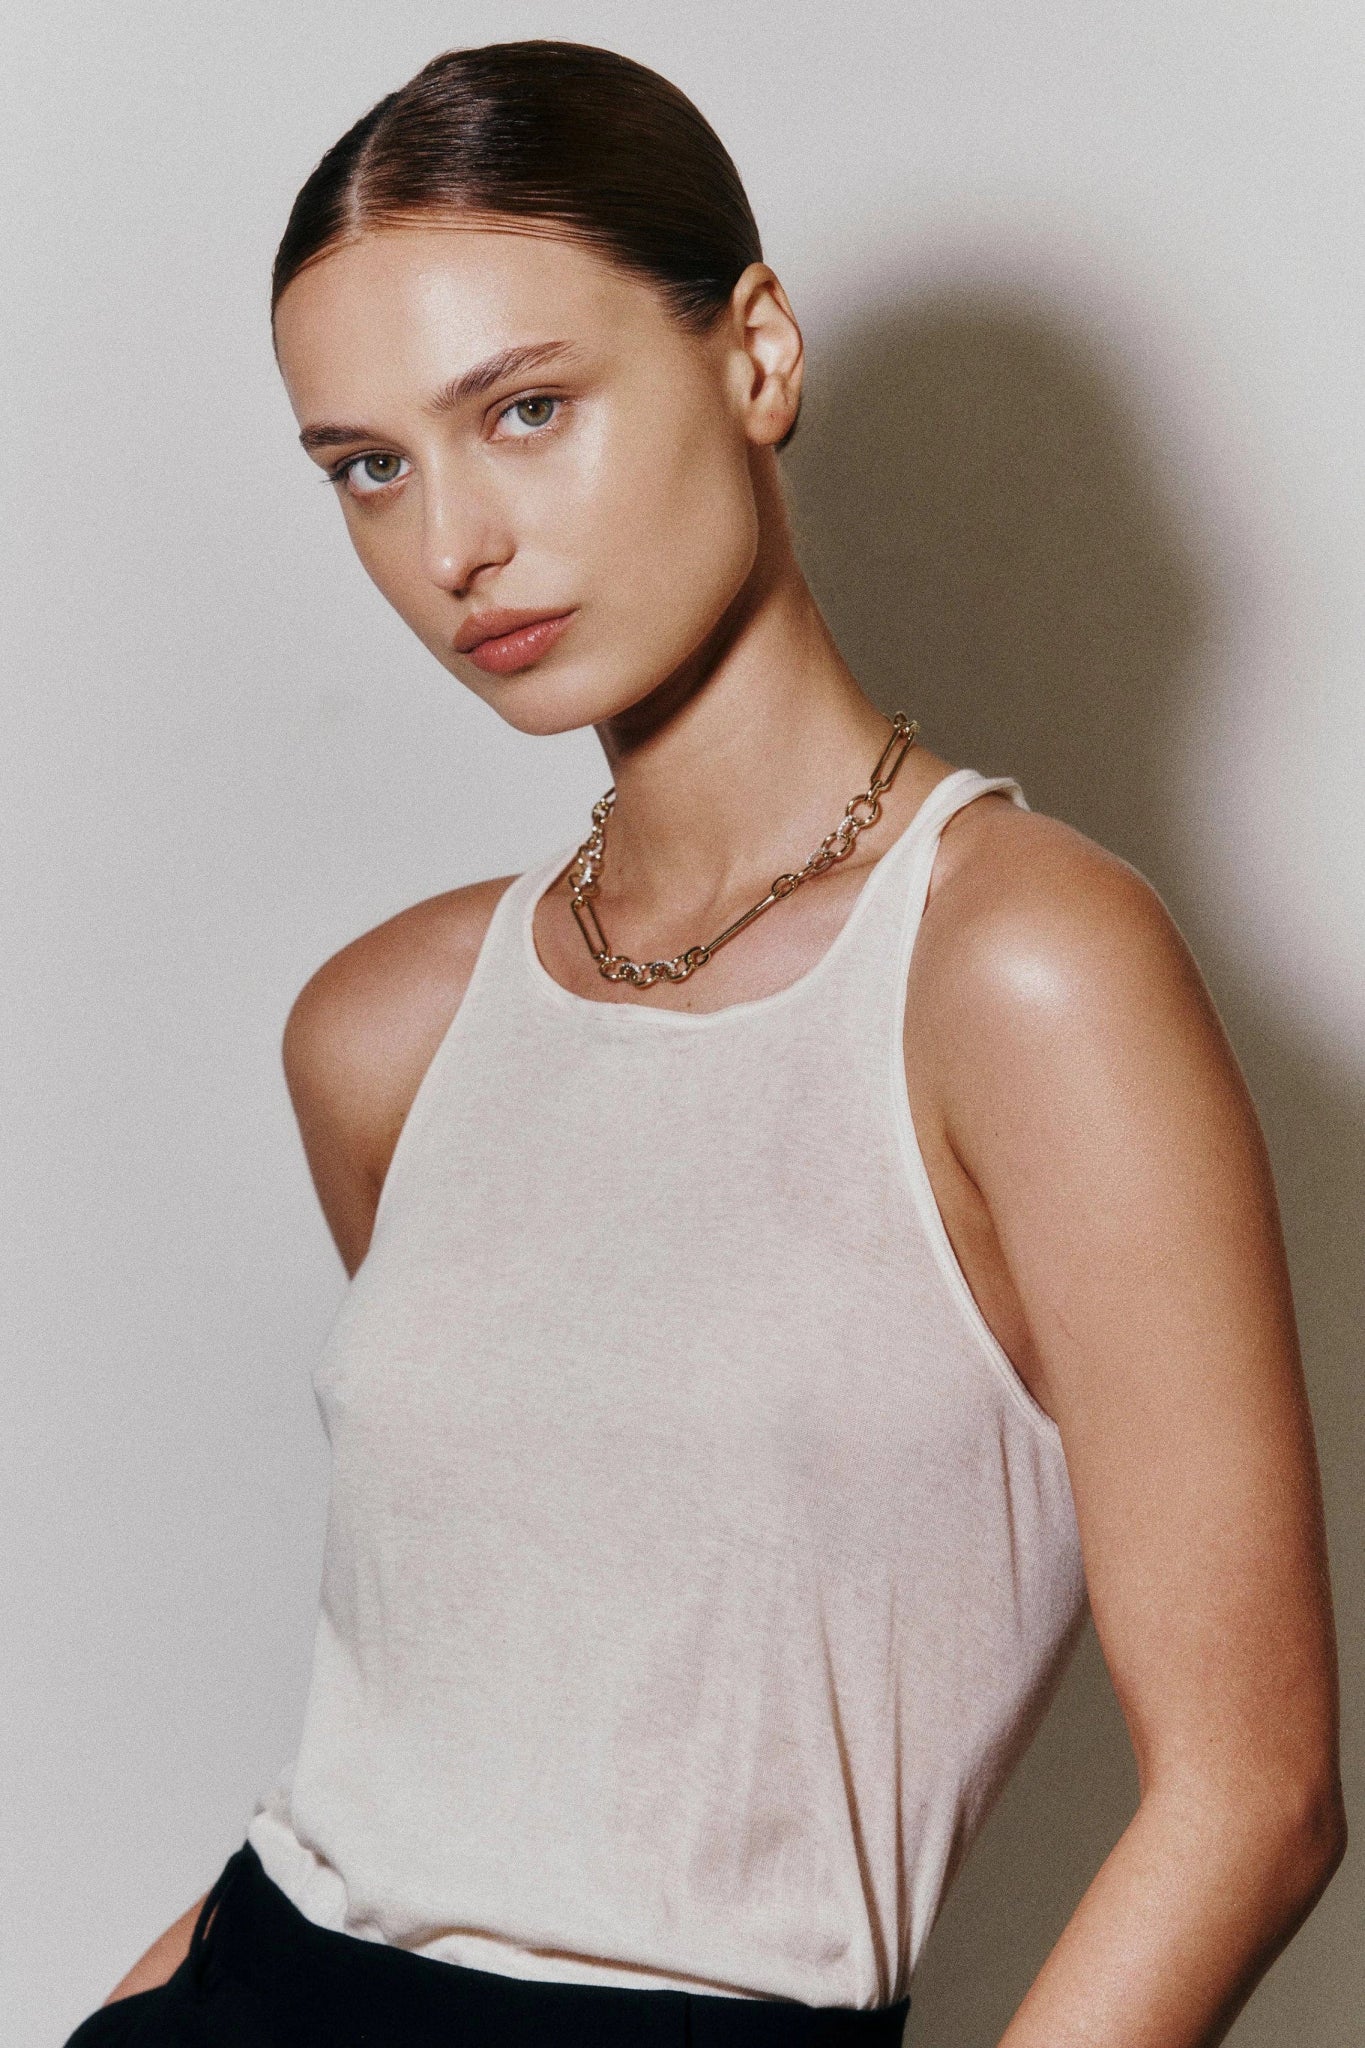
[565,714,918,987]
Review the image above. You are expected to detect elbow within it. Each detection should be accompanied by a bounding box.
[1236,1763,1348,1926]
[1278,1771,1348,1903]
[1147,1757,1347,1925]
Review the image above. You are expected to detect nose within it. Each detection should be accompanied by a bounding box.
[419,467,513,599]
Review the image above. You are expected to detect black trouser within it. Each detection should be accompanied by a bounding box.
[66,1841,911,2045]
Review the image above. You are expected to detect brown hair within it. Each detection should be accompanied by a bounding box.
[271,40,764,332]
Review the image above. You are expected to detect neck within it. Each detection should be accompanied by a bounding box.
[590,479,906,913]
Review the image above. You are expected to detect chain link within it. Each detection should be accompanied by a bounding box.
[566,713,919,988]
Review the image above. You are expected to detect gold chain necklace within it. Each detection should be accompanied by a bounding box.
[566,713,919,988]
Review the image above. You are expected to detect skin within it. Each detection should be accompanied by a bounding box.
[102,219,1344,2039]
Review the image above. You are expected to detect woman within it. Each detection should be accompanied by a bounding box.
[70,38,1344,2048]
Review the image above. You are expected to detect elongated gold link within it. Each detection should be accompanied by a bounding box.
[565,714,918,988]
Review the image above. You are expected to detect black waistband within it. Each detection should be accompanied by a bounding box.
[192,1842,910,2046]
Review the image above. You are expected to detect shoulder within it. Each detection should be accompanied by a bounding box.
[283,873,517,1198]
[914,794,1210,1042]
[908,790,1236,1122]
[908,792,1246,1175]
[285,873,516,1071]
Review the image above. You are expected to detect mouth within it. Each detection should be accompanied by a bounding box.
[455,608,577,675]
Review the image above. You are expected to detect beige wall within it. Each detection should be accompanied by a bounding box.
[5,5,1360,2041]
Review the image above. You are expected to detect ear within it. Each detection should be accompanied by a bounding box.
[724,263,804,448]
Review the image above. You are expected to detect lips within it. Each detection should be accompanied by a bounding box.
[455,608,577,675]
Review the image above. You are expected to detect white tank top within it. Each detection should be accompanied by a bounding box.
[248,767,1088,2010]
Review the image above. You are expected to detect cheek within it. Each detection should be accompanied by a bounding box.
[342,504,443,630]
[585,408,759,649]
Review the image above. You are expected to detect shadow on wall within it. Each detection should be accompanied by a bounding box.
[784,295,1362,2046]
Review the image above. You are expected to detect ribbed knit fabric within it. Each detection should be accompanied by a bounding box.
[248,768,1088,2010]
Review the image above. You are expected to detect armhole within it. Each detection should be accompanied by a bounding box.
[889,785,1068,1450]
[363,871,524,1255]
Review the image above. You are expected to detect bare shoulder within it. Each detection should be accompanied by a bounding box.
[283,874,516,1269]
[285,874,515,1091]
[906,791,1286,1443]
[912,794,1221,1061]
[906,792,1267,1304]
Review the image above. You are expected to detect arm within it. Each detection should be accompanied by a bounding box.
[99,1895,205,2004]
[915,811,1345,2047]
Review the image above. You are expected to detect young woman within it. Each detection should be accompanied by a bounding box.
[70,39,1344,2048]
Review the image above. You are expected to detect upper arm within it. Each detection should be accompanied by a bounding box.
[282,876,514,1277]
[918,812,1341,1822]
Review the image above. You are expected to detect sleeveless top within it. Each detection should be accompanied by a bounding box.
[247,768,1089,2011]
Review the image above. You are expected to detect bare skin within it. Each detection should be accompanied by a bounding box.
[102,220,1344,2038]
[102,1897,205,2005]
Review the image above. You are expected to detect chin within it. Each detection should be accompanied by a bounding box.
[450,649,686,740]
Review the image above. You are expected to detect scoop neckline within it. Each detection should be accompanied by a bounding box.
[517,767,983,1030]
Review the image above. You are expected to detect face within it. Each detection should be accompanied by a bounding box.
[272,222,798,736]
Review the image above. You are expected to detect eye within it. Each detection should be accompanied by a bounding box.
[494,393,563,439]
[329,451,411,499]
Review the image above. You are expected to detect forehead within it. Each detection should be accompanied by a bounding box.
[273,224,670,414]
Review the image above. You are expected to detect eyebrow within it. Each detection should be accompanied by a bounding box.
[297,340,581,451]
